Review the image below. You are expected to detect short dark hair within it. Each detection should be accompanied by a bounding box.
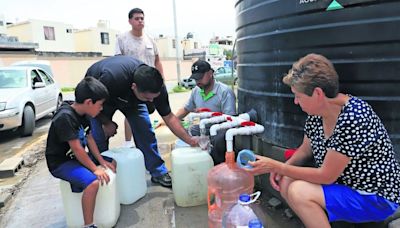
[128,8,144,19]
[75,76,109,104]
[133,65,164,93]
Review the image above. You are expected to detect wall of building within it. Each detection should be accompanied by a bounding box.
[75,27,118,56]
[0,14,6,35]
[0,53,196,88]
[7,19,75,52]
[6,22,31,42]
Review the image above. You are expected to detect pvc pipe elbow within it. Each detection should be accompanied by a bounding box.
[187,112,213,121]
[199,114,229,130]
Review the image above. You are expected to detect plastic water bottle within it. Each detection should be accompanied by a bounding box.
[208,152,254,228]
[222,191,264,228]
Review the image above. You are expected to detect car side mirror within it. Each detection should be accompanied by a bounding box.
[33,82,46,88]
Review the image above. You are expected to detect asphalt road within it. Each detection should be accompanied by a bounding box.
[0,114,52,164]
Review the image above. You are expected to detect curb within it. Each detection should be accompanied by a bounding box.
[0,134,47,209]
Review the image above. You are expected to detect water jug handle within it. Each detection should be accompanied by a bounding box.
[207,188,218,212]
[241,191,261,205]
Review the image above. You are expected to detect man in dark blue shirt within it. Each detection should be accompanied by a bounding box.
[85,56,198,187]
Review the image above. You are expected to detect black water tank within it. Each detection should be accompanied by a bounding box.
[235,0,400,160]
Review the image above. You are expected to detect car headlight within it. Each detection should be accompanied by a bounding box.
[0,102,6,111]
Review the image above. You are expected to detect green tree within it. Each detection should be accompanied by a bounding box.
[224,49,233,60]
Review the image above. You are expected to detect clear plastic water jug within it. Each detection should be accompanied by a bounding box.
[208,152,254,228]
[59,168,120,228]
[102,147,147,205]
[171,146,214,207]
[222,192,264,228]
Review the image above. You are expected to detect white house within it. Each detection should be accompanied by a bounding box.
[7,19,75,52]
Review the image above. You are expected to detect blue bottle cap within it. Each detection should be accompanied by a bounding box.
[248,219,263,228]
[239,194,251,203]
[237,149,256,169]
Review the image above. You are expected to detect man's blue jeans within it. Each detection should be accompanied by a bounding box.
[90,103,168,177]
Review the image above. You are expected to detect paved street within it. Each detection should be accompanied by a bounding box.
[0,87,303,228]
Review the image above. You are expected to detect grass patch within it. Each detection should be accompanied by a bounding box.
[61,87,75,92]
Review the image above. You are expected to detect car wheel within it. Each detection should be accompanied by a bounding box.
[20,105,35,137]
[53,94,63,115]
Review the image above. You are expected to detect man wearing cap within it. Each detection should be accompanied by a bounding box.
[85,56,198,188]
[175,60,236,135]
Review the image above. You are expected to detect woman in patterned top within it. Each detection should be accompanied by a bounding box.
[247,53,399,227]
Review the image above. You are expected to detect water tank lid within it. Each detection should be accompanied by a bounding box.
[239,194,250,203]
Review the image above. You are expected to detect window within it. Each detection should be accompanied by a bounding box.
[194,42,198,49]
[66,28,73,33]
[0,21,3,26]
[100,32,109,44]
[172,39,176,49]
[43,26,55,40]
[31,70,43,85]
[38,70,54,85]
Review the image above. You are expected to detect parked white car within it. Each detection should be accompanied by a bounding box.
[0,65,62,136]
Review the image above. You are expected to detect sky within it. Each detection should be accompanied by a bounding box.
[1,0,237,44]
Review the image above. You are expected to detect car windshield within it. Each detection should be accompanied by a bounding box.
[0,70,27,88]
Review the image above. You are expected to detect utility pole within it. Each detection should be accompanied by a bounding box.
[172,0,181,84]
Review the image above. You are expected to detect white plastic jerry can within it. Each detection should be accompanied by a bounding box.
[171,147,214,207]
[59,168,120,228]
[102,147,147,205]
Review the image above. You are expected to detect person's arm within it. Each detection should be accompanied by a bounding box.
[114,34,122,55]
[68,139,110,184]
[95,112,118,138]
[87,133,116,172]
[154,55,164,76]
[249,136,351,185]
[285,135,313,166]
[162,112,198,146]
[175,107,190,120]
[249,151,350,185]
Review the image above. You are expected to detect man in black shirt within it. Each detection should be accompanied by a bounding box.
[85,56,198,187]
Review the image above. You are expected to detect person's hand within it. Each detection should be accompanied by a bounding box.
[100,160,116,173]
[269,172,282,192]
[102,121,118,138]
[247,155,279,176]
[93,167,110,185]
[188,136,200,147]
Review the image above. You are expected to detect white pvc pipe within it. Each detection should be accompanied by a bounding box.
[187,112,214,122]
[225,124,264,152]
[199,114,231,132]
[209,113,251,136]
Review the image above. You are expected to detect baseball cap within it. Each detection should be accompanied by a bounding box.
[189,60,213,80]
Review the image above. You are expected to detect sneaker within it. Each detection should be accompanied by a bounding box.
[151,173,172,188]
[83,224,98,228]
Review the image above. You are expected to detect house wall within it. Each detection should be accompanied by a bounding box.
[0,53,197,87]
[75,28,118,56]
[7,19,75,52]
